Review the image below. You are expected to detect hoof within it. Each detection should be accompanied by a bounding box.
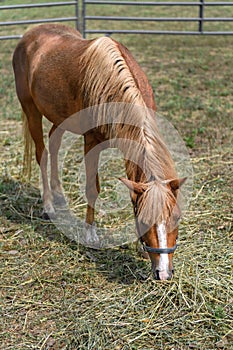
[84,222,100,248]
[42,203,56,220]
[53,192,67,208]
[41,210,57,221]
[41,211,51,220]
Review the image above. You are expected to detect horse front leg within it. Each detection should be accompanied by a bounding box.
[84,133,101,245]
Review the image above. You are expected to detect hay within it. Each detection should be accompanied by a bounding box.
[1,142,232,349]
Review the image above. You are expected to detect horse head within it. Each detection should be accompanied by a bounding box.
[120,177,187,281]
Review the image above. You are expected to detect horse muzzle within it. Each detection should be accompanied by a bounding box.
[154,268,174,281]
[141,242,177,281]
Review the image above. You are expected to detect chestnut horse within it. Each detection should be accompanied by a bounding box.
[13,24,185,280]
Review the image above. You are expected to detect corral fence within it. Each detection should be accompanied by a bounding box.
[0,1,79,40]
[82,0,233,36]
[0,0,233,40]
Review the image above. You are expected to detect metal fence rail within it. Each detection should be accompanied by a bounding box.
[82,0,233,36]
[0,1,79,40]
[0,0,233,39]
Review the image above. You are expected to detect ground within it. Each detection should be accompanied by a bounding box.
[0,1,233,349]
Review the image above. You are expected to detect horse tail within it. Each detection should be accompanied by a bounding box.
[21,110,33,180]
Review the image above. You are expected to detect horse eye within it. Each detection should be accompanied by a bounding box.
[171,213,181,224]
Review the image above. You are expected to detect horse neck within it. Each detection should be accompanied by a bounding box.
[123,140,177,185]
[124,160,146,183]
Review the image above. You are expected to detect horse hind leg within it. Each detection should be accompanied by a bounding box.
[49,125,67,207]
[22,101,55,219]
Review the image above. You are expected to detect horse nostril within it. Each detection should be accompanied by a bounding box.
[167,270,175,280]
[155,270,160,280]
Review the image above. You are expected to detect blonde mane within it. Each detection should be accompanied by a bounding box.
[80,37,178,225]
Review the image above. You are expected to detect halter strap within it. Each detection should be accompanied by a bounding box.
[140,239,178,254]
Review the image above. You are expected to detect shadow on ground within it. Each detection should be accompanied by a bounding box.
[0,176,149,284]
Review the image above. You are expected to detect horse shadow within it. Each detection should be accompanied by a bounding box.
[0,177,149,284]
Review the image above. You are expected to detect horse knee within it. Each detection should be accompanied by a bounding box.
[85,183,99,207]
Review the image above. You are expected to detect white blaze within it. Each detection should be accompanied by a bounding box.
[157,221,169,280]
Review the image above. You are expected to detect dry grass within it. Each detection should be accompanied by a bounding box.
[1,145,232,349]
[0,2,233,349]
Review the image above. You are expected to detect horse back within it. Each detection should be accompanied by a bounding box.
[13,24,155,127]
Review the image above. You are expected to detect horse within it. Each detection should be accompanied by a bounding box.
[12,24,186,280]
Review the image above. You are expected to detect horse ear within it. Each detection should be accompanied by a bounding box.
[169,177,187,191]
[119,177,147,194]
